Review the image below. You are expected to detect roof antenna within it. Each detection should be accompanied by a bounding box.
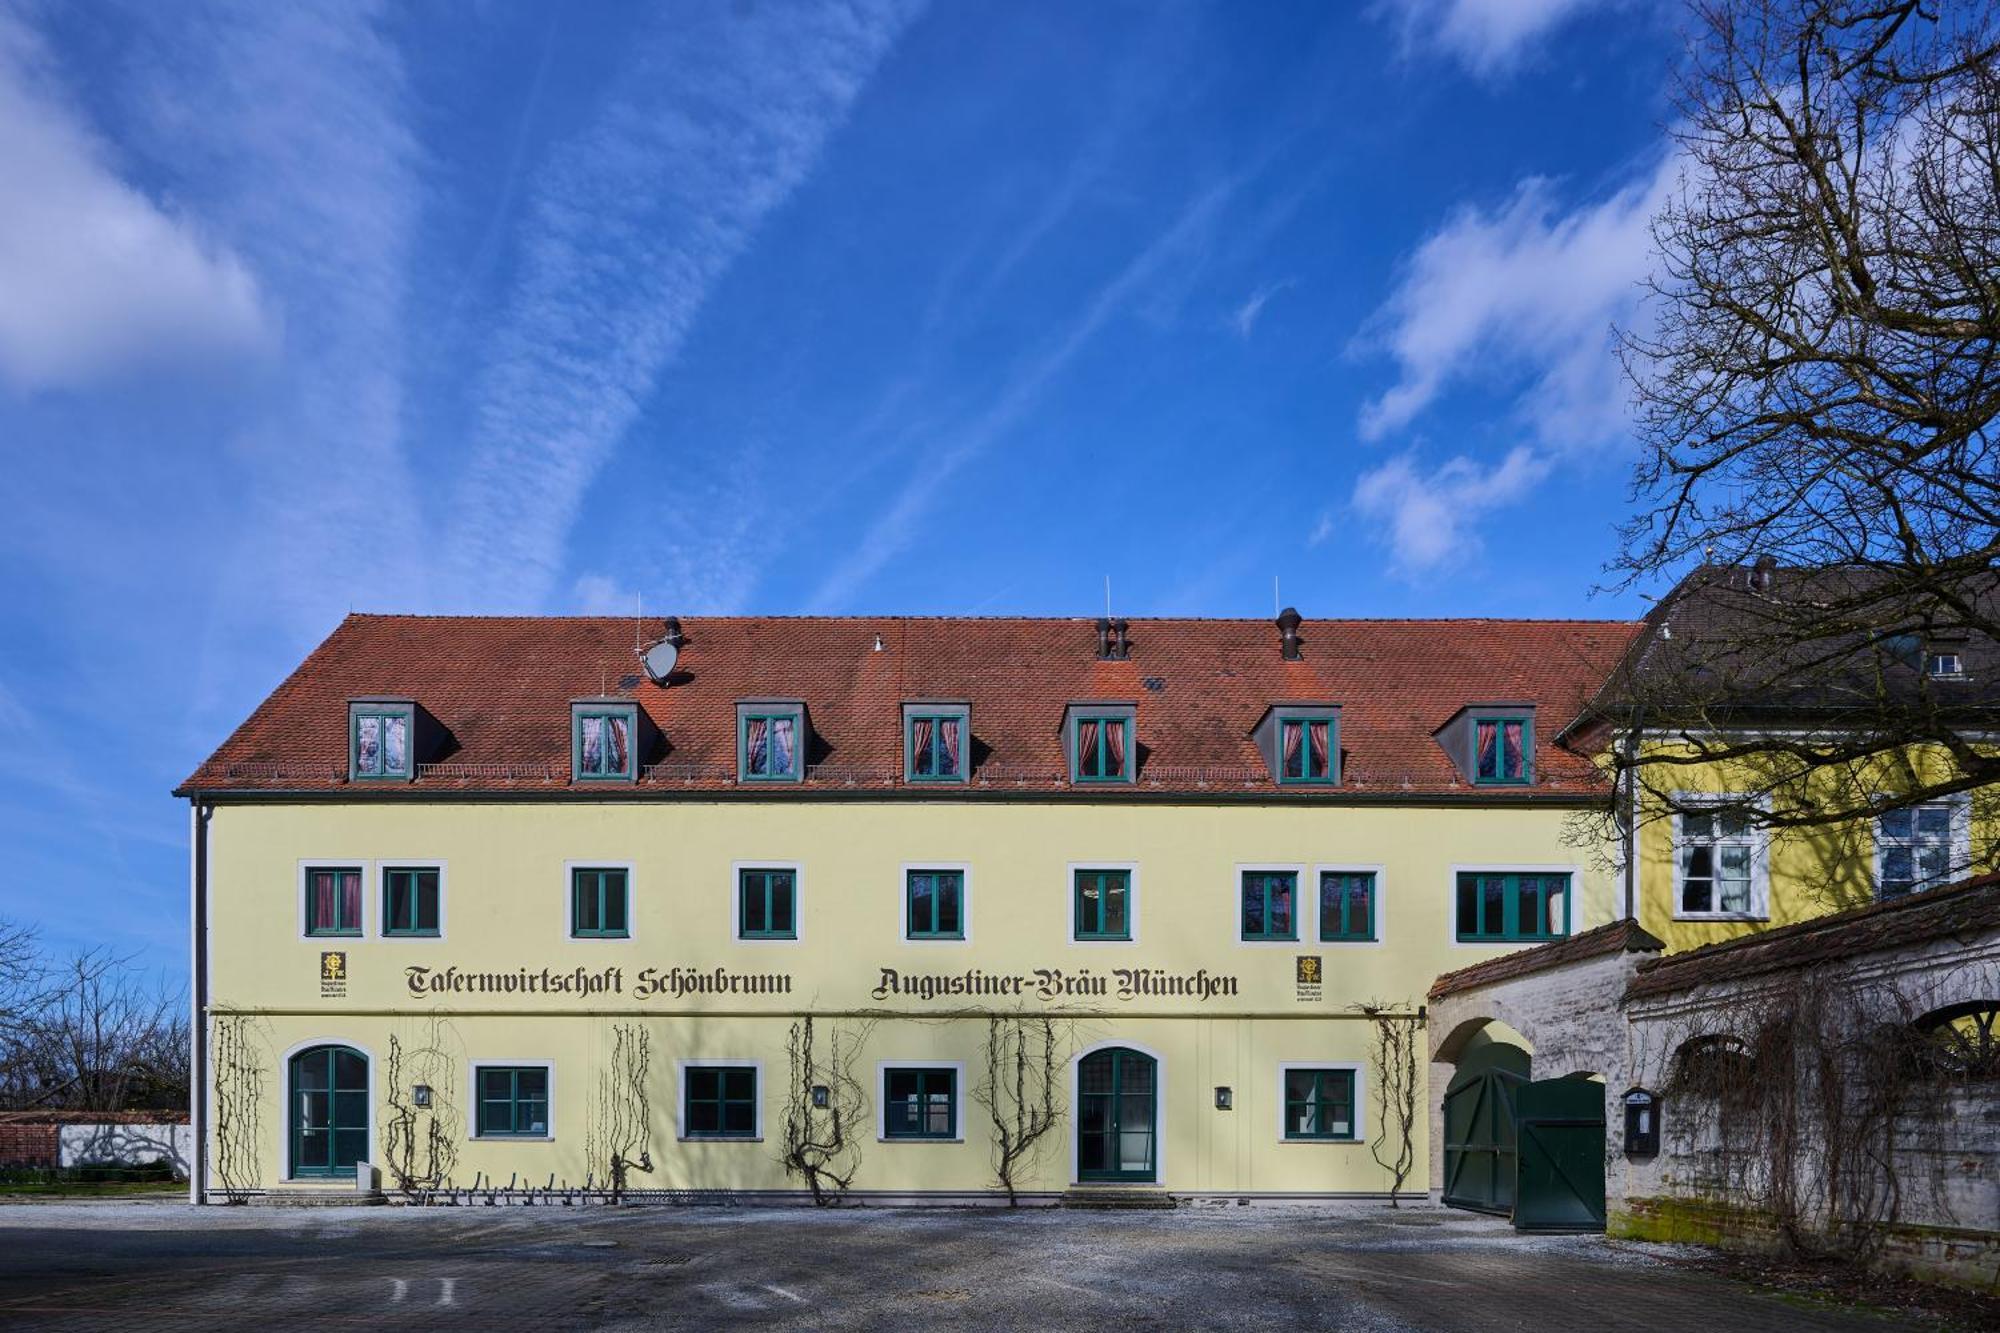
[634,591,643,654]
[1105,575,1113,620]
[1274,576,1280,618]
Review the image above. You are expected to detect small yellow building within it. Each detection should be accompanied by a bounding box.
[181,612,1642,1202]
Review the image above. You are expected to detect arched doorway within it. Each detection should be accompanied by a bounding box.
[1077,1047,1156,1182]
[289,1044,369,1179]
[1441,1038,1529,1214]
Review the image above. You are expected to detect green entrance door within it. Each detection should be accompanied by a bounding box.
[289,1044,368,1179]
[1441,1040,1529,1214]
[1512,1078,1606,1233]
[1077,1047,1156,1182]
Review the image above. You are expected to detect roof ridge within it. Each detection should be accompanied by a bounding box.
[340,611,1644,627]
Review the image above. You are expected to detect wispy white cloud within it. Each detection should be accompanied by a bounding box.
[807,181,1234,611]
[1358,152,1674,448]
[1375,0,1610,77]
[0,8,272,394]
[1352,444,1551,576]
[1230,278,1294,339]
[439,0,926,613]
[1307,510,1334,547]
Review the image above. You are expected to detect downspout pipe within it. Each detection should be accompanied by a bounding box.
[1621,712,1641,921]
[189,800,212,1205]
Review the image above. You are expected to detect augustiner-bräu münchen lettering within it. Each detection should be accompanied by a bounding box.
[871,966,1239,1003]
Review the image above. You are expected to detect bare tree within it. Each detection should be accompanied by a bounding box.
[210,1012,265,1202]
[777,1015,871,1205]
[973,1014,1065,1206]
[1593,0,2000,845]
[382,1019,461,1195]
[585,1022,653,1203]
[1,947,185,1112]
[1354,1002,1422,1207]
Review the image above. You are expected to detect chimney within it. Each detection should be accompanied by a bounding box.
[1277,607,1303,660]
[1095,618,1113,659]
[1111,618,1130,660]
[1750,556,1778,592]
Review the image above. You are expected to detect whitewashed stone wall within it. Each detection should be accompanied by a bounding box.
[58,1123,191,1176]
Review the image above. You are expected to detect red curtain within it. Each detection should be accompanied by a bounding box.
[912,718,933,771]
[939,718,960,773]
[1105,720,1125,774]
[1283,721,1302,774]
[1309,721,1329,776]
[1077,720,1099,773]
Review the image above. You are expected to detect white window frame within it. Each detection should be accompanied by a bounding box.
[564,859,637,941]
[1312,863,1385,947]
[466,1059,556,1142]
[1276,1060,1367,1144]
[1872,794,1971,900]
[1670,795,1770,921]
[377,860,448,941]
[1234,862,1309,946]
[731,860,804,944]
[899,861,973,944]
[874,1060,968,1143]
[1067,861,1140,945]
[674,1058,764,1142]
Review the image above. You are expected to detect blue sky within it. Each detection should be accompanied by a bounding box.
[0,0,1683,979]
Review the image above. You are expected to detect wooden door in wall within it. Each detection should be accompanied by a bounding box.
[1441,1040,1529,1214]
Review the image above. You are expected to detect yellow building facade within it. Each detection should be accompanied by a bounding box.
[183,612,1642,1202]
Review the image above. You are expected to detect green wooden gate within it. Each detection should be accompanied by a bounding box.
[1512,1077,1606,1233]
[1440,1041,1529,1214]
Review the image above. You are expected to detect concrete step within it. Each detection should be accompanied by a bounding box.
[1060,1188,1175,1210]
[250,1190,388,1208]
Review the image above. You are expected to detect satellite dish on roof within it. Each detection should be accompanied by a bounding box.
[639,617,685,685]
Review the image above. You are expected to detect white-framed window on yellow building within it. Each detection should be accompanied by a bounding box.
[679,1061,760,1140]
[1875,798,1968,900]
[1672,797,1768,919]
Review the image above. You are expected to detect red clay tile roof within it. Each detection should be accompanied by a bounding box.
[1624,873,2000,1001]
[178,614,1643,798]
[1428,919,1665,1001]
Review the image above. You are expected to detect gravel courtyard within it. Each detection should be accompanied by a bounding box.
[0,1199,1940,1330]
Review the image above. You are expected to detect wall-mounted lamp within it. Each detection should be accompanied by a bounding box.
[412,1084,432,1109]
[811,1085,830,1109]
[1214,1086,1233,1111]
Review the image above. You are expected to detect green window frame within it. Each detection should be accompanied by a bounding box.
[1240,869,1298,941]
[474,1066,550,1138]
[349,705,412,780]
[304,866,363,937]
[1283,1067,1358,1141]
[1455,871,1570,942]
[906,711,968,783]
[572,706,636,781]
[1073,868,1132,941]
[906,869,965,940]
[1318,871,1376,942]
[737,867,797,939]
[1072,714,1132,783]
[883,1067,957,1139]
[571,867,630,938]
[1473,717,1532,785]
[683,1065,758,1139]
[739,710,803,781]
[381,866,441,937]
[1278,716,1336,784]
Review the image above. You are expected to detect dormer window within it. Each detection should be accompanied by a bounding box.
[1926,650,1964,680]
[1474,717,1530,784]
[1253,704,1339,786]
[1434,704,1535,787]
[905,704,969,783]
[1066,704,1135,784]
[348,700,414,781]
[571,701,637,782]
[738,702,805,782]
